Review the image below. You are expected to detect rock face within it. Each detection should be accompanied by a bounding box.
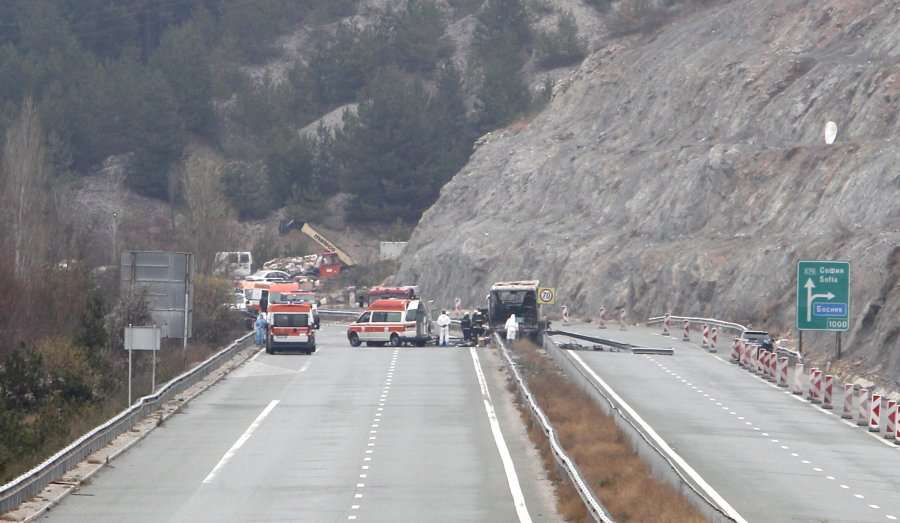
[396,0,900,386]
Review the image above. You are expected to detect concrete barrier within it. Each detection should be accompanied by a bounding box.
[885,401,897,440]
[791,363,805,395]
[822,375,834,410]
[841,384,854,419]
[869,394,882,433]
[776,357,788,387]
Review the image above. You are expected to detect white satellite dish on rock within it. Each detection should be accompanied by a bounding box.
[824,121,838,145]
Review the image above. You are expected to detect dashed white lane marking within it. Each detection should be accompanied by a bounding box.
[470,347,533,523]
[647,349,900,521]
[203,400,279,483]
[886,514,897,519]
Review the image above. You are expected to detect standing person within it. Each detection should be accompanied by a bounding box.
[255,312,268,347]
[505,314,518,342]
[460,313,472,345]
[437,310,452,347]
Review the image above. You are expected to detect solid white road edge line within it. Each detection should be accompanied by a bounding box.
[568,351,748,523]
[469,347,533,523]
[202,399,280,483]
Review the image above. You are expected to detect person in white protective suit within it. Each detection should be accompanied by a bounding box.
[505,314,518,341]
[436,310,452,346]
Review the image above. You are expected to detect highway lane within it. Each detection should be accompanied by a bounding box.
[41,326,557,522]
[554,323,900,522]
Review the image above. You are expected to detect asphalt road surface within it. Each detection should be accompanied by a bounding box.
[554,323,900,523]
[41,326,557,523]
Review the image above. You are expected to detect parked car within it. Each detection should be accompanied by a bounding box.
[740,330,774,351]
[246,270,291,282]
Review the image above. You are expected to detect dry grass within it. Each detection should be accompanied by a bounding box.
[509,340,708,523]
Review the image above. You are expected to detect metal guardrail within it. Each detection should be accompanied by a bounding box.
[543,335,740,523]
[0,331,254,515]
[647,314,802,362]
[495,334,613,523]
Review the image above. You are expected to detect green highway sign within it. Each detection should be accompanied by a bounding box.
[796,260,850,331]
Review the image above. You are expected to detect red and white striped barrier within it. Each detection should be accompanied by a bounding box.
[619,310,628,330]
[730,339,741,363]
[682,320,690,341]
[841,383,854,418]
[751,346,761,374]
[776,357,788,387]
[661,313,670,336]
[791,363,805,395]
[885,401,897,440]
[701,324,710,349]
[562,305,570,324]
[857,388,871,427]
[597,306,607,329]
[709,327,718,353]
[809,369,822,403]
[822,375,834,409]
[895,403,900,443]
[869,394,882,433]
[758,351,767,376]
[767,352,777,382]
[740,342,751,368]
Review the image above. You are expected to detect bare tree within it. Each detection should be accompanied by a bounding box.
[181,149,234,275]
[0,98,55,280]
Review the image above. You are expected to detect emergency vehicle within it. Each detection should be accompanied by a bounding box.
[367,285,418,300]
[347,298,432,347]
[266,302,316,355]
[241,281,272,313]
[269,283,320,328]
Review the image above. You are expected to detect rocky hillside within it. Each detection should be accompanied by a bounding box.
[397,0,900,386]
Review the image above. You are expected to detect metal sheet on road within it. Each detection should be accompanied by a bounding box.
[40,327,554,522]
[556,324,900,522]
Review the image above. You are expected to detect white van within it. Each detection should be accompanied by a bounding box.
[214,251,253,279]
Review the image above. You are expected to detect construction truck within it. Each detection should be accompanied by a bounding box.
[278,220,355,279]
[487,280,550,344]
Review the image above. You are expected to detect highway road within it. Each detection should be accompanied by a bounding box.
[40,326,557,523]
[553,323,900,523]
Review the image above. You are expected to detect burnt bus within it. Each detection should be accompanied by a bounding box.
[487,280,549,344]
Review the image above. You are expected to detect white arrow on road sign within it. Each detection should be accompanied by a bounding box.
[805,278,835,322]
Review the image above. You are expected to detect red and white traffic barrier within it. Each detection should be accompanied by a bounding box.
[740,342,751,368]
[791,363,805,395]
[857,388,871,427]
[808,369,821,403]
[895,403,900,443]
[841,383,854,418]
[597,306,607,329]
[682,320,690,341]
[758,351,767,376]
[751,346,760,374]
[869,394,882,433]
[701,324,710,349]
[661,313,670,336]
[730,339,741,363]
[562,305,570,324]
[822,375,834,409]
[619,310,628,331]
[776,357,788,387]
[885,401,897,440]
[768,352,777,382]
[709,327,718,353]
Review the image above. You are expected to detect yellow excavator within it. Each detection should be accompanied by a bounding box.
[278,220,355,279]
